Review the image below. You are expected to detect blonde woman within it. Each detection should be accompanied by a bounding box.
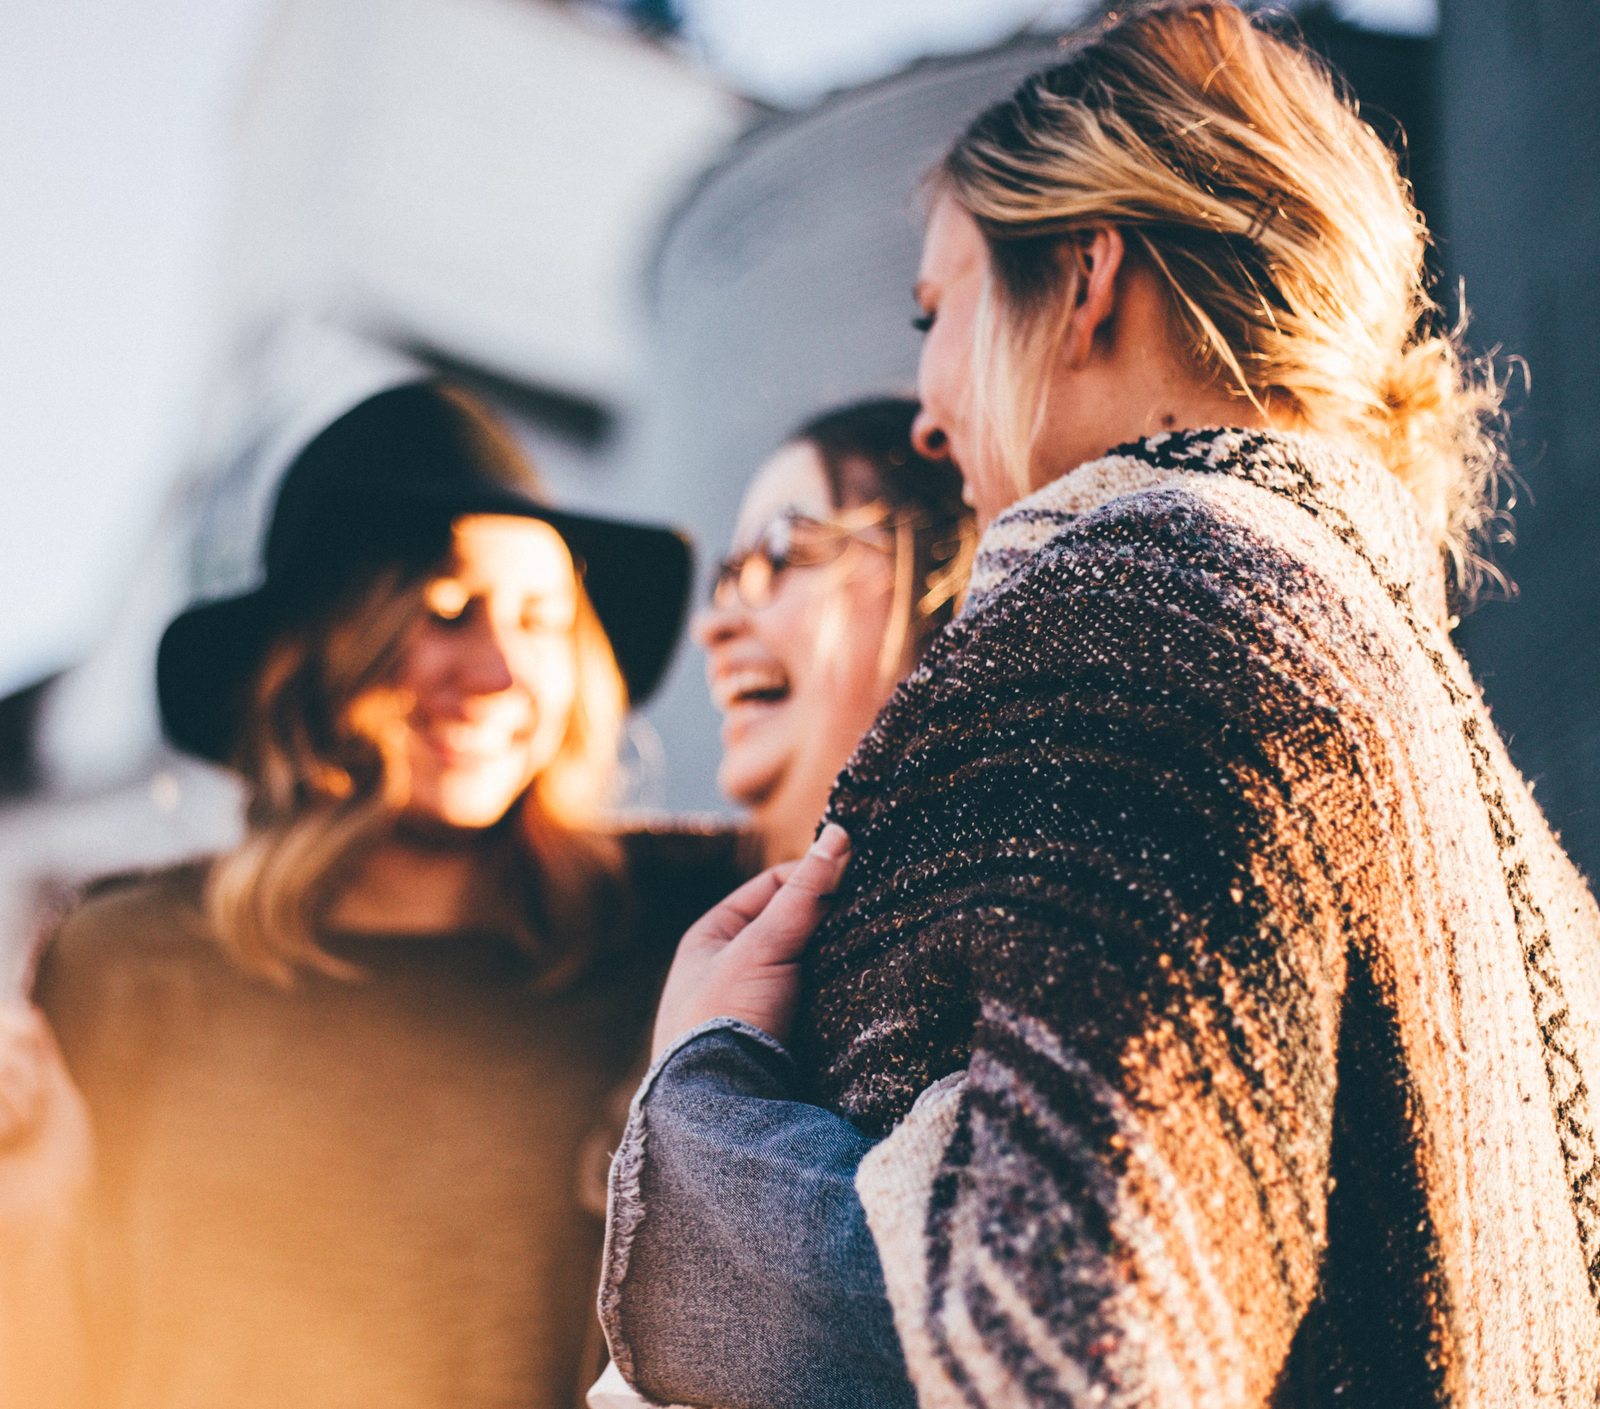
[601,5,1600,1406]
[6,382,742,1409]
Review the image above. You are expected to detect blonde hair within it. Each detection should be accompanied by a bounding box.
[206,543,628,987]
[940,0,1508,596]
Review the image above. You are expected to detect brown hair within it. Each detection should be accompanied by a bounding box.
[205,541,627,987]
[795,397,977,675]
[939,0,1508,596]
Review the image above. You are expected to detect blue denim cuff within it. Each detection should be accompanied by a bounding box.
[599,1018,914,1409]
[631,1016,795,1114]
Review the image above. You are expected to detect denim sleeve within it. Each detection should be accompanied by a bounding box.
[599,1018,916,1409]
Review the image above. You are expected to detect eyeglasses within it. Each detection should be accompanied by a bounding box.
[710,503,896,611]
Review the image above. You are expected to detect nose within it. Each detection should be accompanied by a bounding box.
[691,590,750,652]
[910,406,949,461]
[457,614,516,696]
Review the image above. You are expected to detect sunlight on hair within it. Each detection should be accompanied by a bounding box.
[940,0,1509,600]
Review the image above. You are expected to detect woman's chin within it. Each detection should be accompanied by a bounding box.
[403,770,531,834]
[719,701,795,777]
[396,806,501,840]
[716,752,786,815]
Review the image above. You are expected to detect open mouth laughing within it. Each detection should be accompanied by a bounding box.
[711,664,791,712]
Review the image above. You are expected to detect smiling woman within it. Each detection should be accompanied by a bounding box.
[2,382,746,1409]
[396,516,582,829]
[696,398,974,866]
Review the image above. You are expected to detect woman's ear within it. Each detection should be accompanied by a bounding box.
[1059,226,1125,371]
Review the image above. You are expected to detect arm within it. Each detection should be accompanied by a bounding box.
[0,1006,93,1409]
[809,498,1370,1407]
[600,835,916,1409]
[602,1020,912,1409]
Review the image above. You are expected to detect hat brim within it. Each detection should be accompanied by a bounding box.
[157,489,692,765]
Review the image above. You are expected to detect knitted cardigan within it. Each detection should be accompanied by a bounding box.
[794,429,1600,1407]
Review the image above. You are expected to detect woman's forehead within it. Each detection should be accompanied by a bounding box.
[447,513,574,592]
[917,194,986,291]
[735,442,832,544]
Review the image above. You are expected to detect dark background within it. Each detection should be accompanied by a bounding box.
[1440,0,1600,883]
[1295,0,1597,882]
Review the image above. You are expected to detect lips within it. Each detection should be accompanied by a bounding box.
[417,719,532,765]
[711,665,791,713]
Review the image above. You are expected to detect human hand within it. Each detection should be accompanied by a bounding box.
[0,1006,91,1230]
[652,823,851,1060]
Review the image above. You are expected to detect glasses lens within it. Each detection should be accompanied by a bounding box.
[710,549,776,609]
[711,508,893,610]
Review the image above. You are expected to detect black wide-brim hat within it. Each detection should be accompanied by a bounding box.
[158,380,693,765]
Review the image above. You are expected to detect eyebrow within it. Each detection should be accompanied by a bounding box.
[912,280,932,306]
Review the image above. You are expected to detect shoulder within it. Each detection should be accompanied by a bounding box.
[988,470,1297,608]
[33,860,217,1013]
[48,860,212,956]
[931,488,1301,714]
[31,859,225,1084]
[620,820,747,871]
[619,823,753,903]
[835,435,1406,837]
[970,428,1435,634]
[941,443,1409,704]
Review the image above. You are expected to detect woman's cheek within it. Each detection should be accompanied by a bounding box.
[752,588,817,695]
[394,623,448,698]
[526,643,578,755]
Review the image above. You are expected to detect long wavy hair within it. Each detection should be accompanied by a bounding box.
[938,0,1509,598]
[205,545,627,988]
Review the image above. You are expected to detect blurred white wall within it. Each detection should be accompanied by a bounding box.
[226,0,745,410]
[0,0,277,696]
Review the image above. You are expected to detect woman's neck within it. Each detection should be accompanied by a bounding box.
[324,831,488,934]
[753,795,820,870]
[1030,261,1284,493]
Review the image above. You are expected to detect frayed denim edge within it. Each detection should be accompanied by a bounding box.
[597,1017,793,1385]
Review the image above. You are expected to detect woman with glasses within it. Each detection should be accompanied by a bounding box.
[584,400,969,1409]
[696,398,974,867]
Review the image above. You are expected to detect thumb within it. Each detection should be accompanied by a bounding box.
[785,824,852,896]
[735,824,852,966]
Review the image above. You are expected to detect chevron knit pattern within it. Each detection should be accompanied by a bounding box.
[799,429,1600,1407]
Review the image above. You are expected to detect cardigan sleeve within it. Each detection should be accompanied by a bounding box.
[807,487,1409,1406]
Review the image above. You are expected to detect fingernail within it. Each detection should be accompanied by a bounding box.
[810,823,851,862]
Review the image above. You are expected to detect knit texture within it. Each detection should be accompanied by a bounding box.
[798,429,1600,1407]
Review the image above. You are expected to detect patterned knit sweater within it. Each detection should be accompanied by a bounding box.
[796,429,1600,1407]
